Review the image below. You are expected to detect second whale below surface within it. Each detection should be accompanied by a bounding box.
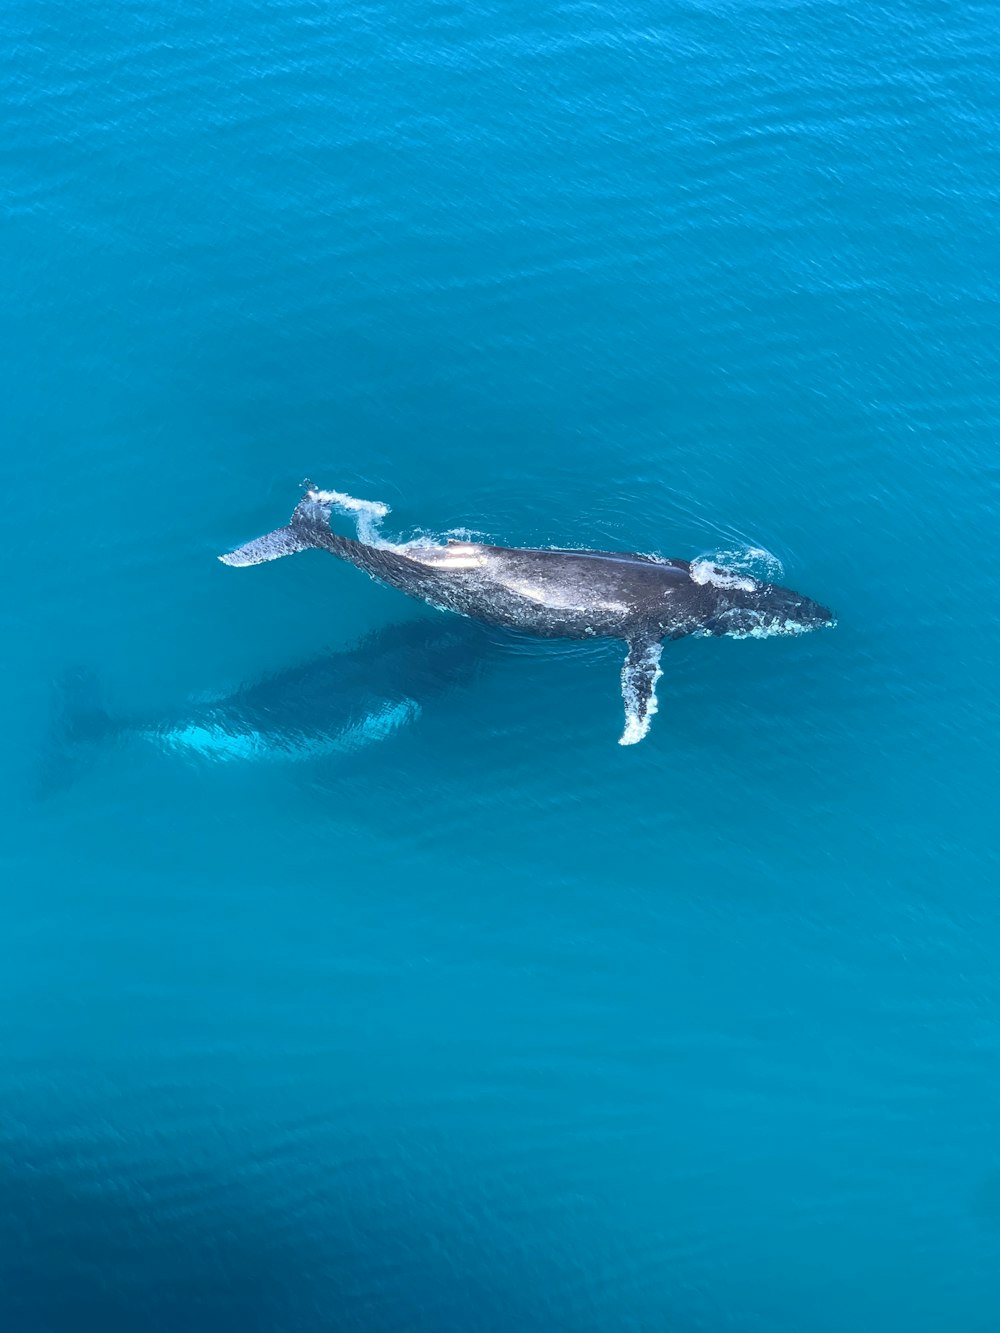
[40,616,496,796]
[220,487,836,745]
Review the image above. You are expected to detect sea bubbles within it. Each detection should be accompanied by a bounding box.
[692,546,785,586]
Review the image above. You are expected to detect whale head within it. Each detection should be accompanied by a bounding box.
[709,583,836,639]
[682,562,834,638]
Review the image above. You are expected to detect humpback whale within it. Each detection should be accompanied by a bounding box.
[38,617,497,795]
[220,488,835,745]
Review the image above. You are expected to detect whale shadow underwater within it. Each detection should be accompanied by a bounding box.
[38,616,501,798]
[220,486,836,745]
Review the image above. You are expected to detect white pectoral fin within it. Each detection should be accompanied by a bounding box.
[619,636,663,746]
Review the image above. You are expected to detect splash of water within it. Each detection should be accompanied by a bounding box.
[307,488,392,547]
[692,545,785,587]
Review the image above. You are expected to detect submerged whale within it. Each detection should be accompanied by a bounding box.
[220,487,835,745]
[39,617,496,795]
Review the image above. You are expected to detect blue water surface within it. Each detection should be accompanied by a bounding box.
[3,1,999,1329]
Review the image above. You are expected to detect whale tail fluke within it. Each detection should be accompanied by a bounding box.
[218,491,329,567]
[217,521,316,567]
[219,488,391,567]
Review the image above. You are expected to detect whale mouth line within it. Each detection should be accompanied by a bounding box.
[724,617,834,639]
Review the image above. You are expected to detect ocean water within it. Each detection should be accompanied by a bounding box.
[2,0,999,1328]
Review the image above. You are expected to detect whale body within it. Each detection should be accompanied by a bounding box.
[39,617,497,795]
[220,488,835,745]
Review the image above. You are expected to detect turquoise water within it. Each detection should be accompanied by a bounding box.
[3,0,999,1328]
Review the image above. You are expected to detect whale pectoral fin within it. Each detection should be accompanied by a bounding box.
[619,636,663,747]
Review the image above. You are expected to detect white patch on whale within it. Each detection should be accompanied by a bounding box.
[729,618,813,639]
[149,698,421,763]
[408,541,488,571]
[510,582,553,604]
[313,489,488,571]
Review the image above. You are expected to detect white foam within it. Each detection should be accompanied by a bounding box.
[307,488,392,547]
[618,641,663,747]
[745,546,779,568]
[689,559,757,592]
[619,710,651,746]
[308,488,390,519]
[693,544,785,583]
[727,616,811,640]
[308,486,471,563]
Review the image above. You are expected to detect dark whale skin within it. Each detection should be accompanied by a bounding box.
[219,489,835,744]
